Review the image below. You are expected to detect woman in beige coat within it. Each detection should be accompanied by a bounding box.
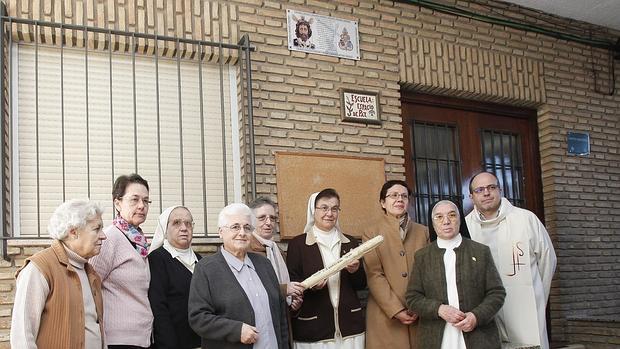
[363,180,429,349]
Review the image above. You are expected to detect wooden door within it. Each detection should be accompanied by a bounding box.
[402,93,543,227]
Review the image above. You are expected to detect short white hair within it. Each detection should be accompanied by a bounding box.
[218,203,256,228]
[47,199,104,241]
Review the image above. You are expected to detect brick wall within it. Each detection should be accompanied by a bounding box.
[2,0,619,346]
[0,241,42,348]
[566,317,620,348]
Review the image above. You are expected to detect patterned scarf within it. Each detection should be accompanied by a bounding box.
[113,215,150,258]
[399,215,409,240]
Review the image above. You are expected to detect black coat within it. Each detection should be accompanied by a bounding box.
[148,247,202,349]
[286,232,367,342]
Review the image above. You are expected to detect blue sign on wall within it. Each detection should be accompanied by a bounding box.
[567,132,590,156]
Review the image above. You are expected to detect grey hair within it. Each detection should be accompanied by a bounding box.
[248,196,276,211]
[218,203,256,228]
[47,199,104,241]
[431,200,460,219]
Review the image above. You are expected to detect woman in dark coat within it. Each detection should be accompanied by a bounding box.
[188,203,289,349]
[148,206,202,349]
[286,188,366,349]
[406,200,505,349]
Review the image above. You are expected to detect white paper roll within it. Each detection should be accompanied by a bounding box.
[301,234,384,289]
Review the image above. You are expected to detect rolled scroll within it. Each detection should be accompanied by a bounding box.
[301,234,384,289]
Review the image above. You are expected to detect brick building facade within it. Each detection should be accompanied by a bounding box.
[0,0,618,347]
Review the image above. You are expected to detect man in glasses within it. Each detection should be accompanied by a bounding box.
[465,171,557,349]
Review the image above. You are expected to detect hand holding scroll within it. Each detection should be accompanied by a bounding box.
[345,258,360,273]
[287,281,305,297]
[300,235,384,289]
[311,279,327,290]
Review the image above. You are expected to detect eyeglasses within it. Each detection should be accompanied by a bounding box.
[257,214,278,223]
[170,219,195,228]
[315,206,340,214]
[120,196,152,206]
[223,224,254,233]
[432,212,459,222]
[385,192,409,200]
[472,184,500,194]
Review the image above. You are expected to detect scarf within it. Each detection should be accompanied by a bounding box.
[113,215,150,258]
[251,231,291,284]
[399,215,409,240]
[437,233,466,349]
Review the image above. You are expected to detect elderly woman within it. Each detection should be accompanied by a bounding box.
[286,188,366,348]
[148,206,202,349]
[11,199,106,348]
[90,174,153,349]
[428,200,470,242]
[362,180,429,349]
[405,200,505,348]
[188,203,289,349]
[249,197,304,305]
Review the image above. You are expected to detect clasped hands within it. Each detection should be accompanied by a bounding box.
[394,309,419,325]
[438,304,477,332]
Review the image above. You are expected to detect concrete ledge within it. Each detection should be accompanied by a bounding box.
[7,239,52,247]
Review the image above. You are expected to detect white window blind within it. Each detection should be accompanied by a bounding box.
[14,44,239,237]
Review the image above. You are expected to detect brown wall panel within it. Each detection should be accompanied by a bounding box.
[275,152,385,239]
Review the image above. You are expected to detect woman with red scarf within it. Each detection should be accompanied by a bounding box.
[90,174,154,349]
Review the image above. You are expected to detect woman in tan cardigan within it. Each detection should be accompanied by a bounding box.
[11,199,106,349]
[362,180,429,349]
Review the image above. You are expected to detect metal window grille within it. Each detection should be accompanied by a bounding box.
[0,13,257,255]
[410,120,463,226]
[480,129,525,208]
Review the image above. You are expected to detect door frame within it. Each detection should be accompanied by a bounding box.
[401,93,545,222]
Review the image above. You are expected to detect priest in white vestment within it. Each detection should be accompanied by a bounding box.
[466,172,557,349]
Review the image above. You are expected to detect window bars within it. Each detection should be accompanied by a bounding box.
[0,9,257,259]
[410,120,464,226]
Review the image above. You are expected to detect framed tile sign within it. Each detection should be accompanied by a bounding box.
[286,9,360,60]
[341,89,381,124]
